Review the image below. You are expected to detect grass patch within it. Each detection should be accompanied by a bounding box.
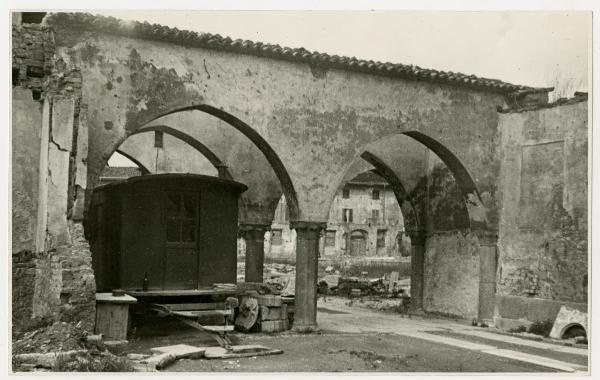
[508,325,527,333]
[527,319,554,337]
[52,352,134,372]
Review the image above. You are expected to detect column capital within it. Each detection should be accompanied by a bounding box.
[289,221,327,232]
[238,223,271,241]
[474,229,498,247]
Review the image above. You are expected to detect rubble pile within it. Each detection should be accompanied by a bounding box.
[12,321,89,355]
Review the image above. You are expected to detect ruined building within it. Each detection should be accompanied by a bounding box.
[12,12,588,336]
[264,170,409,261]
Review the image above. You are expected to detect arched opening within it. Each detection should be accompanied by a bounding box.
[561,323,587,340]
[143,104,299,221]
[319,130,492,320]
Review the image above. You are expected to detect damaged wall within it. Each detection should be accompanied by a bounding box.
[12,20,96,334]
[46,13,507,227]
[495,98,588,328]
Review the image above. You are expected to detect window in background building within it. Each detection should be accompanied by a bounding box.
[325,230,336,247]
[372,189,380,200]
[376,229,387,247]
[371,209,379,221]
[342,208,353,223]
[271,229,283,245]
[342,188,350,199]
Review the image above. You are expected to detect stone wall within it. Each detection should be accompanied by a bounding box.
[495,97,588,327]
[12,20,96,334]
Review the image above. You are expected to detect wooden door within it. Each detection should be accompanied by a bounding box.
[350,230,367,256]
[164,192,199,290]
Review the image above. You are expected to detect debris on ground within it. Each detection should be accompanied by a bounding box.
[12,321,89,354]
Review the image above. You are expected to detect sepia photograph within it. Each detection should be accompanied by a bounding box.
[6,1,594,376]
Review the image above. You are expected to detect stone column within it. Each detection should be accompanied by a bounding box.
[239,223,270,283]
[409,231,426,310]
[476,230,498,321]
[291,221,326,330]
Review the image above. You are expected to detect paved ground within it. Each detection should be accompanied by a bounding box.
[130,296,588,373]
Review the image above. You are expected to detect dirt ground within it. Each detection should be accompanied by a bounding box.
[167,332,554,372]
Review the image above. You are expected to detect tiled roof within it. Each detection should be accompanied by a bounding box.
[348,170,387,185]
[44,12,551,95]
[100,166,142,179]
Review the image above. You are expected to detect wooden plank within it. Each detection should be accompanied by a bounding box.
[157,302,226,311]
[127,289,238,297]
[201,325,234,333]
[172,310,232,318]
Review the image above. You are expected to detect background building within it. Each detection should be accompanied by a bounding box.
[261,170,411,263]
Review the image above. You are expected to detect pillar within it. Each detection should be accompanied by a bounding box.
[239,223,270,283]
[476,230,498,321]
[291,221,326,330]
[409,231,426,310]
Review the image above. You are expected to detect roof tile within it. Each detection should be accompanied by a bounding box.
[44,12,551,94]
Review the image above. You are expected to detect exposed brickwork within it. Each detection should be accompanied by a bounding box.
[12,23,54,97]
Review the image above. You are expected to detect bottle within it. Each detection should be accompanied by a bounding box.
[143,272,148,291]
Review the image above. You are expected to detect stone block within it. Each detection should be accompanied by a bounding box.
[259,304,287,321]
[549,306,588,339]
[150,344,206,359]
[254,294,283,307]
[259,319,288,333]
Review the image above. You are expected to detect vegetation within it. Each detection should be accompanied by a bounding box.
[527,319,554,337]
[52,352,134,372]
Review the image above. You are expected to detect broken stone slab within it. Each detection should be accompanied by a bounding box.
[150,344,206,359]
[142,353,177,370]
[204,345,283,359]
[13,350,87,368]
[126,353,150,361]
[549,306,588,339]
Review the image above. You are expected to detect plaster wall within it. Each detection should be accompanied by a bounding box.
[423,231,481,319]
[49,22,505,225]
[12,88,42,253]
[118,132,217,175]
[495,100,588,324]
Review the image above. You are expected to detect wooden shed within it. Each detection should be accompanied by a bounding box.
[88,174,247,293]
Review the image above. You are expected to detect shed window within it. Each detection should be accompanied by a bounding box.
[325,230,336,247]
[165,192,198,243]
[372,189,380,200]
[271,229,283,245]
[342,188,350,199]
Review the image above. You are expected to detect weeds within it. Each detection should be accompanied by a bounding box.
[527,319,554,337]
[508,325,527,333]
[52,352,134,372]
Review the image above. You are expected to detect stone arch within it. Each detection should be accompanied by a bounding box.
[360,151,421,237]
[87,104,299,223]
[130,125,233,180]
[143,105,300,221]
[401,131,488,230]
